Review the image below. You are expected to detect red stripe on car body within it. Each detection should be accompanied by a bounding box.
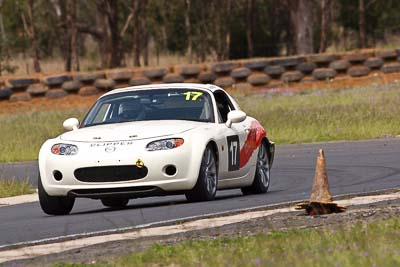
[239,121,266,168]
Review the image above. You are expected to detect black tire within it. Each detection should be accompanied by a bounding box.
[241,140,271,195]
[185,145,218,202]
[38,174,75,215]
[101,198,129,208]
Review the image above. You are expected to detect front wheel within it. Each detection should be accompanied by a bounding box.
[38,175,75,215]
[101,198,129,208]
[241,140,271,195]
[185,145,218,202]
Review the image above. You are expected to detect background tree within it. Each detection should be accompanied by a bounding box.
[66,0,79,71]
[140,0,149,66]
[130,0,141,66]
[1,0,400,74]
[359,0,367,48]
[20,0,41,72]
[184,0,192,63]
[246,0,255,57]
[96,0,123,68]
[0,0,14,75]
[319,0,333,52]
[289,0,314,54]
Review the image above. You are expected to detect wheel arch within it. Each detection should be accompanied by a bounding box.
[185,139,219,201]
[262,137,275,168]
[207,140,219,171]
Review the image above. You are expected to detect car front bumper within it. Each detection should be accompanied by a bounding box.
[39,139,203,197]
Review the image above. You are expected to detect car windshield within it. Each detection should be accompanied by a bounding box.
[82,88,215,127]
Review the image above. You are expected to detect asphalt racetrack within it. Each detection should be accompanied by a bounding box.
[0,139,400,248]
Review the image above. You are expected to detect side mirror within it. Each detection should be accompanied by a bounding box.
[226,110,247,128]
[63,118,79,131]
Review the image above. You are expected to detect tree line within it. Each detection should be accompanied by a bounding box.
[0,0,399,74]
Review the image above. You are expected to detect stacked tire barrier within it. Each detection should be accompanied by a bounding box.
[1,48,400,102]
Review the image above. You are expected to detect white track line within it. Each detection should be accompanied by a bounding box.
[0,191,399,264]
[0,193,38,206]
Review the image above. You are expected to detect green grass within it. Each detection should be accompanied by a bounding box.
[54,217,400,267]
[0,108,85,162]
[2,83,400,162]
[0,179,34,198]
[239,83,400,144]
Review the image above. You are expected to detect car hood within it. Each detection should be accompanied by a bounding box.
[60,120,204,142]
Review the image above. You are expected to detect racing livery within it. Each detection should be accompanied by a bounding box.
[38,83,275,215]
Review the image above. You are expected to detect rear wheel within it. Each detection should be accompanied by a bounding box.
[38,174,75,215]
[241,140,270,195]
[185,145,218,202]
[101,198,129,208]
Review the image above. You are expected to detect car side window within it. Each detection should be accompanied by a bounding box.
[214,91,235,123]
[92,104,111,123]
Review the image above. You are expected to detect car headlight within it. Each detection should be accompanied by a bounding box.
[146,138,184,151]
[51,144,78,155]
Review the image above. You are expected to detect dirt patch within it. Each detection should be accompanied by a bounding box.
[0,94,98,115]
[6,197,400,267]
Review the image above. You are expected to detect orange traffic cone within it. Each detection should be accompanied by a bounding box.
[295,149,346,215]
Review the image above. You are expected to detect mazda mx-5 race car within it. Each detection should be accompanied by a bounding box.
[38,83,275,215]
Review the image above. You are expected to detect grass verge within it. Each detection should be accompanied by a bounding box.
[55,217,400,267]
[0,179,34,198]
[2,83,400,162]
[239,83,400,144]
[0,108,85,162]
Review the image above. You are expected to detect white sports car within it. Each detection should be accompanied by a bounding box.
[38,83,275,215]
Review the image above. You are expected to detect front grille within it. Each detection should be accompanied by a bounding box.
[74,165,148,182]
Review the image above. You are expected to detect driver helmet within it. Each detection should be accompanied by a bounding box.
[119,99,144,120]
